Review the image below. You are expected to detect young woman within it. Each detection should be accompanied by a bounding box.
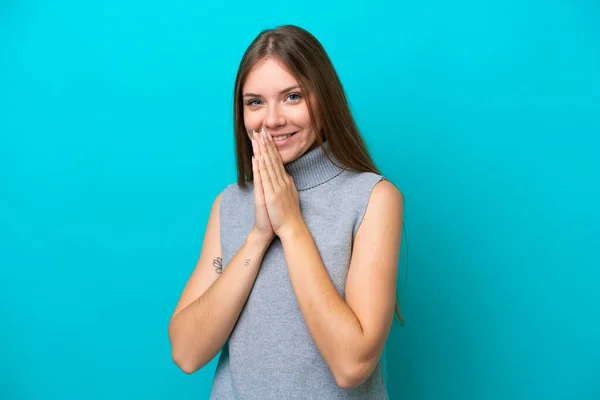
[168,25,404,399]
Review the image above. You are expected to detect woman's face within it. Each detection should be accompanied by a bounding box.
[242,57,319,164]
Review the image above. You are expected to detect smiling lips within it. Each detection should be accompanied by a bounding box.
[272,132,297,146]
[273,132,296,141]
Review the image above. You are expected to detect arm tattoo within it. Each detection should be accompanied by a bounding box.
[213,257,223,274]
[244,259,250,267]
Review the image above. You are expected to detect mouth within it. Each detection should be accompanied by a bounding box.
[272,131,298,142]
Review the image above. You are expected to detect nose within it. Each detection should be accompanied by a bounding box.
[264,103,286,130]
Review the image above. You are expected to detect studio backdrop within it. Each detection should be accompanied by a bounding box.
[1,1,598,399]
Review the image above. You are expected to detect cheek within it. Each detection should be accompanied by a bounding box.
[289,105,312,128]
[243,110,262,131]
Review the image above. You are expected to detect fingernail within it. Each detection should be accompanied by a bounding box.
[266,130,272,142]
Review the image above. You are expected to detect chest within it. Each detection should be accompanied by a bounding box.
[220,191,357,303]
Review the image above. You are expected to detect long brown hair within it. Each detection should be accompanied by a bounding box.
[232,25,405,326]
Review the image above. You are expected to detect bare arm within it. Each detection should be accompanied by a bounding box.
[279,180,404,388]
[168,192,273,374]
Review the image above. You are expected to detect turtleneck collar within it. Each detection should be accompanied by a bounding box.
[284,140,345,192]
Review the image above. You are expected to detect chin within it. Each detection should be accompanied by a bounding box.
[277,136,314,164]
[280,154,294,165]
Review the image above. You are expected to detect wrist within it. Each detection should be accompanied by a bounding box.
[277,220,308,243]
[248,229,275,248]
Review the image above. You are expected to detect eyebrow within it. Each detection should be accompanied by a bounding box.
[243,85,301,98]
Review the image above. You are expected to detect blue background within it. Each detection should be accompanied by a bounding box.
[1,1,599,399]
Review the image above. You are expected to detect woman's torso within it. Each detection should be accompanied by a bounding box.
[209,169,389,400]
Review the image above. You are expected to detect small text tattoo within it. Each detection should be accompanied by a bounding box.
[213,257,223,274]
[244,259,250,268]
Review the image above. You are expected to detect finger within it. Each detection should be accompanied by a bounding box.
[259,129,280,190]
[258,133,275,197]
[259,157,274,199]
[263,129,287,186]
[252,155,265,201]
[251,133,265,198]
[261,128,284,187]
[252,131,262,161]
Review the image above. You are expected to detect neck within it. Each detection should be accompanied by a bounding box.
[284,141,344,191]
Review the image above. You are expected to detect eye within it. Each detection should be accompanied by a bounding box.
[246,98,262,106]
[286,92,302,102]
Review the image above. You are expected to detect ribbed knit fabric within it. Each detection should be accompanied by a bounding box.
[209,140,389,399]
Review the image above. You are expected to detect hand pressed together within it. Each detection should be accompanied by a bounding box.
[250,128,304,239]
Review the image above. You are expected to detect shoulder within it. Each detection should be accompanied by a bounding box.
[360,174,404,218]
[218,181,253,211]
[354,177,404,239]
[347,172,404,235]
[221,181,253,198]
[341,170,403,202]
[370,177,405,207]
[340,169,381,184]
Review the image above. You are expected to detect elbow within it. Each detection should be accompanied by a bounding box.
[169,327,202,375]
[169,333,213,375]
[333,359,376,390]
[171,348,201,375]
